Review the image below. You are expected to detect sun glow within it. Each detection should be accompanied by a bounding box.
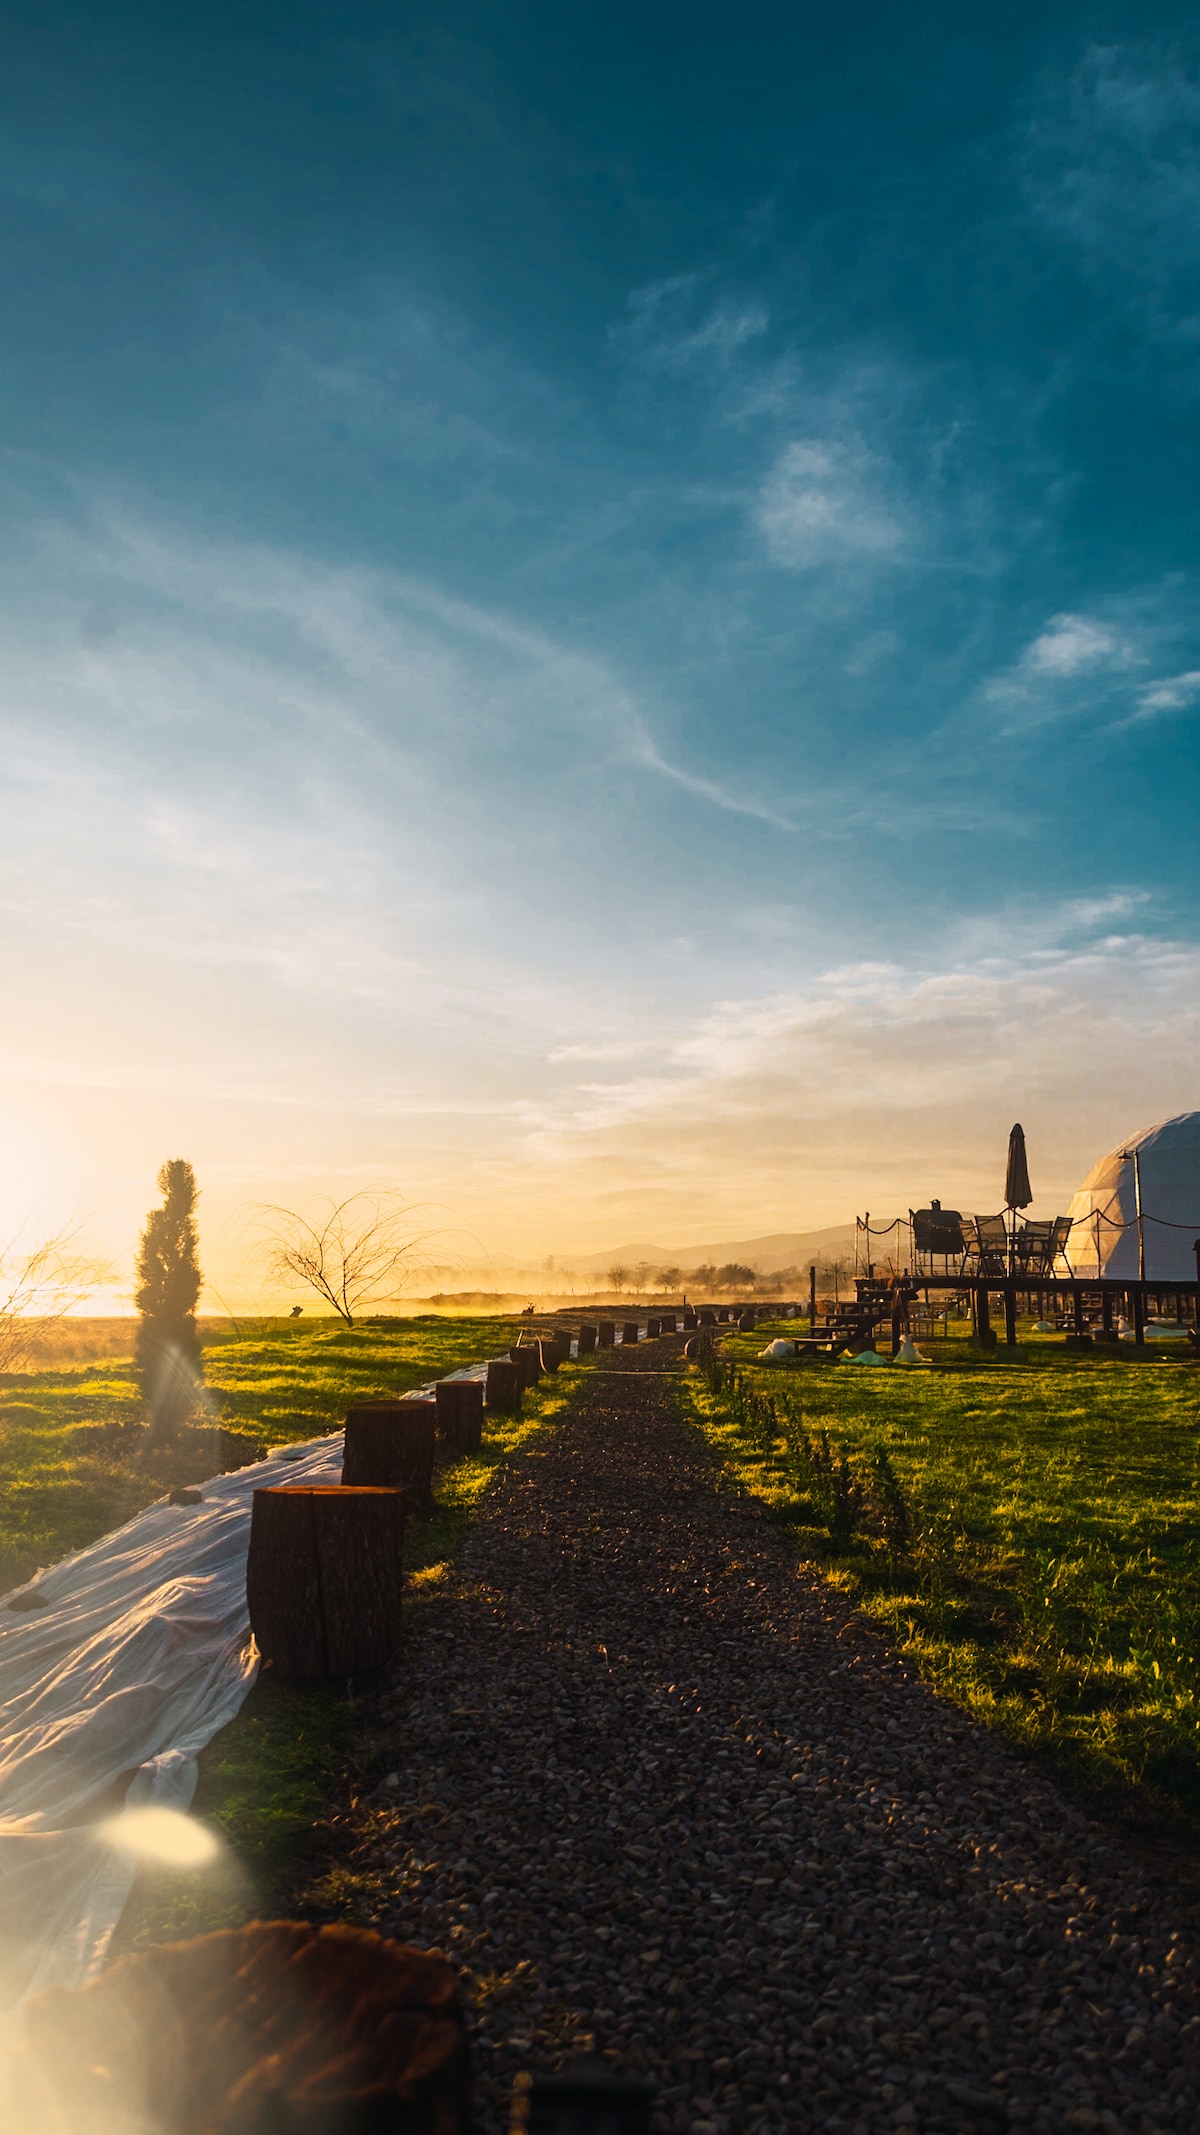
[99,1804,223,1869]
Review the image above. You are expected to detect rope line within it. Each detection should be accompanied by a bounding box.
[856,1211,1200,1238]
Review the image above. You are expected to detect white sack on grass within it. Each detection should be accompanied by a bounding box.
[0,1428,343,2026]
[893,1337,927,1366]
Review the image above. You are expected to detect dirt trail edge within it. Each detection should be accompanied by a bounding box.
[315,1342,1200,2135]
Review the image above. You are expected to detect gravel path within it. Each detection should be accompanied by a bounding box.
[343,1343,1200,2134]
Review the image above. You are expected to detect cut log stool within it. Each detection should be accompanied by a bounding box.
[577,1323,598,1354]
[247,1486,404,1678]
[597,1320,616,1347]
[486,1358,522,1414]
[510,1342,543,1387]
[16,1921,471,2135]
[645,1317,660,1338]
[435,1377,484,1454]
[622,1321,640,1345]
[343,1398,436,1511]
[660,1312,677,1333]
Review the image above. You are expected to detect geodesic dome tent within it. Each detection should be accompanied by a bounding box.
[1065,1112,1200,1280]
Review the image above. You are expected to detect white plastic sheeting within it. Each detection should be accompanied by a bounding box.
[0,1430,343,2023]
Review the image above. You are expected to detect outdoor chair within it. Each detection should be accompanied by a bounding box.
[964,1214,1009,1278]
[1015,1220,1054,1277]
[1048,1215,1074,1273]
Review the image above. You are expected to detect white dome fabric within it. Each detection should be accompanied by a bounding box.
[1065,1112,1200,1280]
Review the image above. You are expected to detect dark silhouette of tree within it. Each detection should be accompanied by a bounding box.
[717,1261,757,1292]
[135,1159,203,1438]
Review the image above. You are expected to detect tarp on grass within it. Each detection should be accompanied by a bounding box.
[0,1430,346,2024]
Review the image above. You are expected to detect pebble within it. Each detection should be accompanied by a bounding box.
[311,1342,1200,2134]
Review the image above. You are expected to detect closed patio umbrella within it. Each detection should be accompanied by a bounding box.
[1004,1123,1032,1279]
[1004,1122,1033,1211]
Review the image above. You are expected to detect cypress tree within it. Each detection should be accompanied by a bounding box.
[135,1158,203,1436]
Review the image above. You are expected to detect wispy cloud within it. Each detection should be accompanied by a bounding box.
[1023,613,1127,676]
[626,727,795,830]
[1128,668,1200,724]
[982,610,1140,731]
[1022,45,1200,333]
[754,437,906,572]
[525,908,1200,1233]
[612,275,770,375]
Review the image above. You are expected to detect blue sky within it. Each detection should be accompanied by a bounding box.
[2,1,1199,1291]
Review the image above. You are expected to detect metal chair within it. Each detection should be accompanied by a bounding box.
[1015,1219,1054,1278]
[964,1214,1009,1278]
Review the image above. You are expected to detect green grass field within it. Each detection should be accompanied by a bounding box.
[683,1321,1200,1822]
[0,1314,528,1591]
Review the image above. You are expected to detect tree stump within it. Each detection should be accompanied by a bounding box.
[597,1320,615,1347]
[536,1336,560,1373]
[645,1317,660,1338]
[682,1309,698,1329]
[659,1312,677,1334]
[547,1330,571,1366]
[622,1321,640,1345]
[577,1324,598,1354]
[485,1358,522,1413]
[16,1920,470,2135]
[738,1310,756,1330]
[698,1307,716,1325]
[343,1399,436,1511]
[247,1487,404,1678]
[510,1343,542,1387]
[435,1378,484,1454]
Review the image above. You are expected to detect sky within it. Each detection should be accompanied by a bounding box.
[2,0,1199,1303]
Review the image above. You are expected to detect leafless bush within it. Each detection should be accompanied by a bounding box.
[252,1192,442,1325]
[0,1230,112,1373]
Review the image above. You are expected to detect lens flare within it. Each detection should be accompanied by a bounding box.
[99,1804,222,1868]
